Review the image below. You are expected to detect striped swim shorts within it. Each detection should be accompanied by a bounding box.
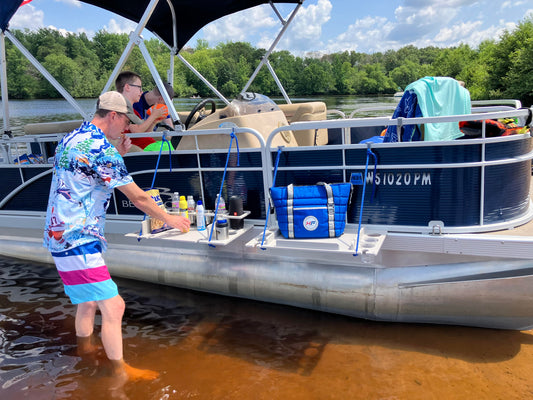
[51,241,119,304]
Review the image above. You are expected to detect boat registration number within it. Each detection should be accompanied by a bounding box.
[366,171,431,186]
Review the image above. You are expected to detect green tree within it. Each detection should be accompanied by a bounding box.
[93,31,128,75]
[295,60,335,95]
[389,60,419,91]
[431,44,476,78]
[40,53,80,98]
[504,36,533,105]
[183,48,218,97]
[485,17,533,100]
[5,40,40,99]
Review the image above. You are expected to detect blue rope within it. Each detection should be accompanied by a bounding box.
[150,132,172,188]
[354,147,377,256]
[260,147,283,249]
[208,129,240,246]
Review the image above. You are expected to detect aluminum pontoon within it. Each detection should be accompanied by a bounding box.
[1,0,533,330]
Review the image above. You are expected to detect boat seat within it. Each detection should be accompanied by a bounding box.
[279,102,328,146]
[24,119,84,135]
[22,120,84,158]
[177,106,298,150]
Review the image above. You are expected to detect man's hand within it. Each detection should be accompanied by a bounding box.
[116,134,132,156]
[164,214,191,233]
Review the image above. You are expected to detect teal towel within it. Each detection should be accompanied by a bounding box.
[405,76,471,141]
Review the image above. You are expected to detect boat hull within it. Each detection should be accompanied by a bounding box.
[1,226,532,331]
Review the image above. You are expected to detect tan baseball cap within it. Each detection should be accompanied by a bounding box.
[97,91,128,114]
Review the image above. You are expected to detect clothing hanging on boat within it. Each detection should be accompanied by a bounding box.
[384,77,471,142]
[383,90,422,142]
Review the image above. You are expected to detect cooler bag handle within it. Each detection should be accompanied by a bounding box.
[287,183,335,239]
[287,184,295,238]
[317,182,335,238]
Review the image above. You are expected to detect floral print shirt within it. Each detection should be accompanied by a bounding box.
[43,121,133,252]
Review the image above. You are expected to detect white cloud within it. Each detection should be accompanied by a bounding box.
[8,4,44,30]
[45,26,70,37]
[502,0,528,9]
[323,0,528,53]
[202,6,278,45]
[326,16,396,53]
[54,0,82,7]
[103,18,137,35]
[388,4,459,43]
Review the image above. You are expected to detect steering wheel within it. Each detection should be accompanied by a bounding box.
[184,98,216,129]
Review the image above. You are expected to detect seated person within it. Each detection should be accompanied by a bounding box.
[115,71,167,149]
[133,82,175,130]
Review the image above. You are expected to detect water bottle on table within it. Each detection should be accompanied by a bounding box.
[171,192,179,213]
[216,193,226,218]
[187,195,196,224]
[196,200,206,231]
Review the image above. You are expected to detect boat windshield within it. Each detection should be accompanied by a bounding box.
[230,93,281,116]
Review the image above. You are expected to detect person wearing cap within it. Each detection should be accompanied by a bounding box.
[115,71,167,149]
[43,91,190,382]
[133,81,175,129]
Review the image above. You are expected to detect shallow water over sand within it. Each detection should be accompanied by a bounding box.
[1,256,533,399]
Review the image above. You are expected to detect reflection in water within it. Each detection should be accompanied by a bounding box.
[1,256,533,399]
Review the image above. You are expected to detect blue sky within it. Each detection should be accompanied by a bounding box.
[8,0,533,55]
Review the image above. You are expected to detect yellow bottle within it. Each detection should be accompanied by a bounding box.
[179,195,188,218]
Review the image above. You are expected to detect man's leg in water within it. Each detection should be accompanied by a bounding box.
[76,301,98,354]
[97,294,158,380]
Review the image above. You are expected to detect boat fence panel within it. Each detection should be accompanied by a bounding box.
[264,109,533,235]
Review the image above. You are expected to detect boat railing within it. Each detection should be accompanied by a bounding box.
[1,106,531,235]
[124,126,272,224]
[471,99,522,108]
[348,106,397,119]
[265,107,533,234]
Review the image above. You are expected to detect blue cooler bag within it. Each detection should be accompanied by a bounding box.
[271,182,352,239]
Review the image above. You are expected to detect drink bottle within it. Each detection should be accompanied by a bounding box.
[216,193,226,217]
[196,200,206,231]
[187,195,196,224]
[179,195,188,218]
[171,192,180,212]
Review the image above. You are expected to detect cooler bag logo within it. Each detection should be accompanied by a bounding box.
[303,216,319,231]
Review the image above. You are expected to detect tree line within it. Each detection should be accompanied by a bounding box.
[3,15,533,106]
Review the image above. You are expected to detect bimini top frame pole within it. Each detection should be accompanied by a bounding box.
[240,1,303,101]
[0,30,11,137]
[101,0,184,125]
[174,1,302,107]
[1,30,90,123]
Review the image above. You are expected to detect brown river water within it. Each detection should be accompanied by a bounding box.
[1,256,533,400]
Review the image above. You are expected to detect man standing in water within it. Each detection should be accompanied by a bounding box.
[43,91,190,380]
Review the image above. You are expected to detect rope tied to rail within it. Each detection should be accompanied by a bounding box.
[209,128,240,246]
[138,132,173,241]
[260,146,283,249]
[354,145,377,256]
